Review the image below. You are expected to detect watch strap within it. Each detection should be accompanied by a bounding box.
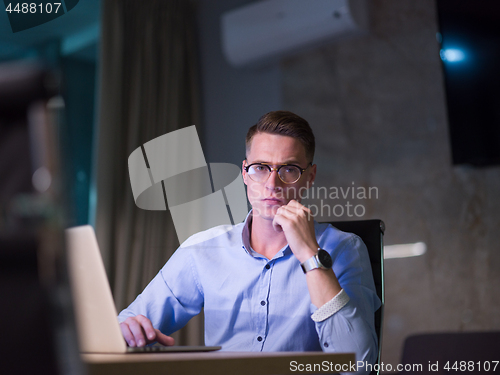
[301,248,329,273]
[311,289,350,322]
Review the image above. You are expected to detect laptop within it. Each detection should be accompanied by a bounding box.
[65,225,221,353]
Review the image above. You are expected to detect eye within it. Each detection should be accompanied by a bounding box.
[252,165,267,172]
[283,166,299,174]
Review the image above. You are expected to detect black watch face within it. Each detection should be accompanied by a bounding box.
[318,249,333,269]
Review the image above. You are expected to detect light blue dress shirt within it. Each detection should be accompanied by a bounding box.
[118,212,381,370]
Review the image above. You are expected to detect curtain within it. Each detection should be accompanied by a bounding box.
[94,0,202,345]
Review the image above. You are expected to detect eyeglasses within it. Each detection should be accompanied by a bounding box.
[244,162,311,184]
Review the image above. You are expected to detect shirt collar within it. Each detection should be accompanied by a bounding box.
[241,210,291,259]
[241,210,253,254]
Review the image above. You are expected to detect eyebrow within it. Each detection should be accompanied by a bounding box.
[248,160,302,165]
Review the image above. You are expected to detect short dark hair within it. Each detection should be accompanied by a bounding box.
[245,111,315,162]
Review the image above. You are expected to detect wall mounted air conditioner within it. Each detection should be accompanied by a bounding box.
[221,0,369,67]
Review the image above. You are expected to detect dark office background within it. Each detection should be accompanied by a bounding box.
[0,0,98,227]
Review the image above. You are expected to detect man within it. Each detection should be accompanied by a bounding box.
[118,111,380,368]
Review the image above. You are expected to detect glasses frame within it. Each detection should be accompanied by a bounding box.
[244,162,311,184]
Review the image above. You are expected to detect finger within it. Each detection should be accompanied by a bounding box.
[135,315,157,342]
[127,317,148,347]
[272,221,283,232]
[273,206,297,232]
[284,199,305,211]
[119,321,136,347]
[154,329,175,346]
[286,199,300,207]
[272,213,284,232]
[276,204,302,221]
[286,200,310,214]
[275,205,315,239]
[281,202,313,221]
[280,201,303,215]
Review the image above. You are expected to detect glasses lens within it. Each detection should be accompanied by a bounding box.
[278,165,301,183]
[248,164,270,182]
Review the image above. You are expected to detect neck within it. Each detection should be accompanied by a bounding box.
[249,211,288,259]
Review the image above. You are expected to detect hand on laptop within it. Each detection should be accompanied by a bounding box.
[120,315,175,347]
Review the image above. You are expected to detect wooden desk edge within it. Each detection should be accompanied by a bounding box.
[83,351,356,375]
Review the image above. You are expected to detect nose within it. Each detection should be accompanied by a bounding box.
[265,168,282,191]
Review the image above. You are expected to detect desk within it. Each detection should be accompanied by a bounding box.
[83,351,356,374]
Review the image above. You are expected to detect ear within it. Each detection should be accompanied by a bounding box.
[307,164,317,185]
[242,160,248,186]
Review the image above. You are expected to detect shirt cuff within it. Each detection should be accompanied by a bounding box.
[311,289,350,322]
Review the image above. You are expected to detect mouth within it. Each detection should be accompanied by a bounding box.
[262,197,284,205]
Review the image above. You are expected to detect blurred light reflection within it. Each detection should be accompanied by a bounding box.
[384,242,427,259]
[440,48,465,62]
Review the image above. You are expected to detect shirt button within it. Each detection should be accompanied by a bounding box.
[257,336,263,342]
[265,264,270,269]
[260,300,266,306]
[324,342,329,348]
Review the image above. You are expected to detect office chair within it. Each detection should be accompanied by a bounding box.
[325,219,385,375]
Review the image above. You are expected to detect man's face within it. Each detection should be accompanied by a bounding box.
[242,132,316,221]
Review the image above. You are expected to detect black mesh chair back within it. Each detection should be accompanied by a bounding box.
[325,219,385,375]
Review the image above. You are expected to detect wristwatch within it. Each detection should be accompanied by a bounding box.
[300,249,333,273]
